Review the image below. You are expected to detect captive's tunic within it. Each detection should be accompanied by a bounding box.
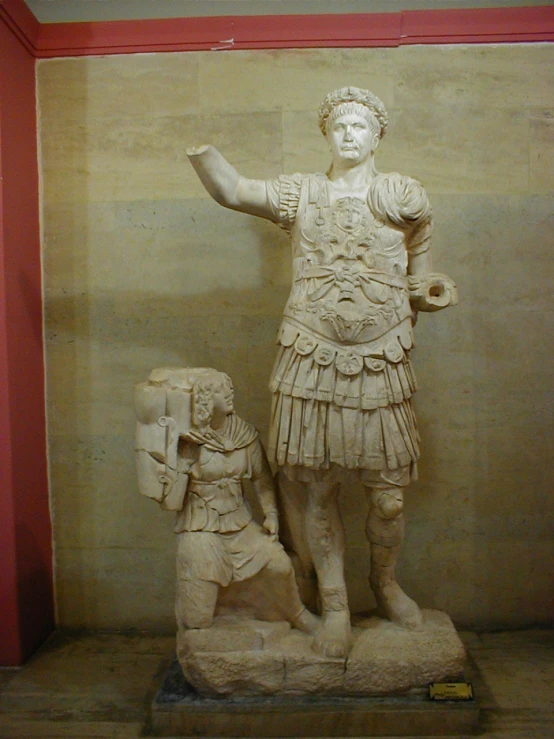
[266,172,432,485]
[175,414,283,587]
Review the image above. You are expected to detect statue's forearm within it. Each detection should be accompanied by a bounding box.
[408,249,433,277]
[251,441,279,515]
[187,144,274,220]
[186,144,241,207]
[253,479,279,516]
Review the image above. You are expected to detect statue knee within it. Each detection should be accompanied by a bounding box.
[365,488,405,547]
[372,488,404,520]
[176,599,214,629]
[265,548,294,579]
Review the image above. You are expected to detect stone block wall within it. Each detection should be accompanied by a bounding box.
[38,45,554,629]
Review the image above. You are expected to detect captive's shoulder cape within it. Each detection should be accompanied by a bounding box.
[184,413,258,453]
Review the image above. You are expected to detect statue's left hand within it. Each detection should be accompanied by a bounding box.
[262,510,279,540]
[408,272,458,312]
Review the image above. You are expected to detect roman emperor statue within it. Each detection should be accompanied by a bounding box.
[187,87,457,659]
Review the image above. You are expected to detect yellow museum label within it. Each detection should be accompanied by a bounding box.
[429,682,474,701]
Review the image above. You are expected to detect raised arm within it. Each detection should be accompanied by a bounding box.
[187,145,277,222]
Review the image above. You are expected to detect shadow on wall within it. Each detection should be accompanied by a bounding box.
[15,523,56,656]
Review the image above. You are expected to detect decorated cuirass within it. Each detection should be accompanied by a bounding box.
[280,174,413,371]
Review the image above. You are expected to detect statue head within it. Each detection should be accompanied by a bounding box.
[318,87,388,141]
[189,368,234,429]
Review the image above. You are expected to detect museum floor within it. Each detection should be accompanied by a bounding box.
[0,628,552,738]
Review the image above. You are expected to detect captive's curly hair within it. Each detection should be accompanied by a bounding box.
[191,371,231,430]
[318,87,388,139]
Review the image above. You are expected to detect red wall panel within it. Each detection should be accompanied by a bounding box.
[0,16,54,666]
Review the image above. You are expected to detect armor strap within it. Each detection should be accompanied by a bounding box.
[306,174,330,227]
[308,173,329,206]
[298,264,408,291]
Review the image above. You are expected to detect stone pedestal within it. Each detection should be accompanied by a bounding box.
[148,609,479,737]
[178,609,466,697]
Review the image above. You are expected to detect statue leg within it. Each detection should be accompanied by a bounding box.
[305,481,351,658]
[175,532,221,629]
[365,486,422,630]
[175,577,219,629]
[262,546,320,635]
[275,469,317,610]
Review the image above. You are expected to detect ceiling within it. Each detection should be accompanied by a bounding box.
[24,0,553,24]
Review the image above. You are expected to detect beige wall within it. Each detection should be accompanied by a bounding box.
[38,44,554,631]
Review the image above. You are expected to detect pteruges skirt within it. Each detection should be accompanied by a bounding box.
[267,338,420,485]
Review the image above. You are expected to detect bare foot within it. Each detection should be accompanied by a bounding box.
[293,607,321,635]
[313,610,351,658]
[373,580,422,630]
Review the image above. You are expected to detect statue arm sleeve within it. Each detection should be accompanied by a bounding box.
[186,144,276,221]
[266,173,304,233]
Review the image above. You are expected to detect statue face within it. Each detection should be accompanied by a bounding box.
[212,378,234,417]
[326,112,378,167]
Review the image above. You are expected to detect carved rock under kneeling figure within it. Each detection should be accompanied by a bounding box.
[134,367,319,693]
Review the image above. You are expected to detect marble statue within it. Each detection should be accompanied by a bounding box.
[135,366,319,681]
[187,87,457,662]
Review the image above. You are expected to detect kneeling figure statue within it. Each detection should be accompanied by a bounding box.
[135,366,318,683]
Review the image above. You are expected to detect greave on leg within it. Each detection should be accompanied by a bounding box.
[366,509,404,590]
[366,513,422,630]
[366,508,405,549]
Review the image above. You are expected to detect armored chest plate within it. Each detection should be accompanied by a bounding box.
[285,180,412,347]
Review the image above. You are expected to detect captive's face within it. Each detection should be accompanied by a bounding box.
[212,379,234,417]
[327,112,378,168]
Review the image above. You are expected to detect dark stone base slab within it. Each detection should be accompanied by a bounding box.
[147,657,480,737]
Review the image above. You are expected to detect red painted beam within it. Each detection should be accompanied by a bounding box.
[1,1,550,58]
[0,13,54,666]
[402,6,554,44]
[0,0,40,53]
[33,12,400,56]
